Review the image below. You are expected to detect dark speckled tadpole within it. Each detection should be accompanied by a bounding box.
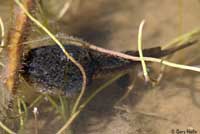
[21,41,196,96]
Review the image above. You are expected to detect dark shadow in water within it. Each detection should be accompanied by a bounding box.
[57,0,137,47]
[72,74,150,134]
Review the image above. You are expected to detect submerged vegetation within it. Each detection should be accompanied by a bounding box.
[0,0,200,134]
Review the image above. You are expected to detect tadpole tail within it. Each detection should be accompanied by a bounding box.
[91,40,197,79]
[125,40,198,58]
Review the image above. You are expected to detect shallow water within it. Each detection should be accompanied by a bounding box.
[0,0,200,134]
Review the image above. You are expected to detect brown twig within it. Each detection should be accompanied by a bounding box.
[23,34,200,73]
[48,35,200,72]
[5,0,35,94]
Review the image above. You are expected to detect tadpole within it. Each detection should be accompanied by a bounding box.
[21,40,196,96]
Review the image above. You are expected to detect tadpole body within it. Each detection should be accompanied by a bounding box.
[22,45,94,96]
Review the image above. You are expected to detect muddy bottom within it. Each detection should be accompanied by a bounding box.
[0,0,200,134]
